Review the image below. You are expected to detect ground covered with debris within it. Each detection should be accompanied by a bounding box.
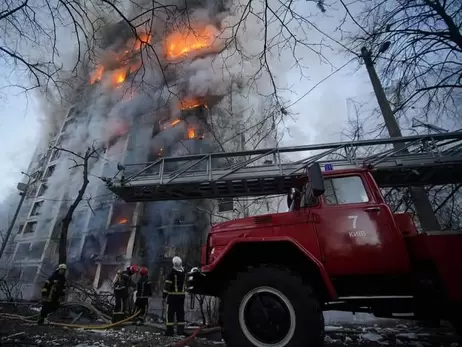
[0,306,460,347]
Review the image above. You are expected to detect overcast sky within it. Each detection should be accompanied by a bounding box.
[0,81,40,200]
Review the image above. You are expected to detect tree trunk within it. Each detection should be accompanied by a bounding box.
[58,217,71,264]
[58,149,91,264]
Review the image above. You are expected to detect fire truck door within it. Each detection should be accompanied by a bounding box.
[316,175,403,276]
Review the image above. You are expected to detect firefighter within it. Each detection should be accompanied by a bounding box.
[134,266,152,323]
[112,264,138,322]
[37,263,67,325]
[163,256,186,336]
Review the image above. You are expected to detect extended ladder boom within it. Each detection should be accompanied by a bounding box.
[107,132,462,202]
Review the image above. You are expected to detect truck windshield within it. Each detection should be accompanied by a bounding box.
[323,176,369,205]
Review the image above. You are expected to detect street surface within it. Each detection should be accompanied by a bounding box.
[0,311,460,346]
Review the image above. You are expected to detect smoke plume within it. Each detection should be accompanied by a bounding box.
[3,0,290,293]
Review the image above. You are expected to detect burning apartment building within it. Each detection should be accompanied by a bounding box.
[0,0,281,300]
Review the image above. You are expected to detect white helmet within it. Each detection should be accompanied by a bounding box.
[172,256,184,272]
[57,264,67,271]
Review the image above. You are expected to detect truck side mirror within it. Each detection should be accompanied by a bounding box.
[308,163,325,197]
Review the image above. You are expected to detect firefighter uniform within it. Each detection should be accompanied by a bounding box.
[38,264,67,324]
[113,265,137,322]
[163,256,186,336]
[135,267,152,322]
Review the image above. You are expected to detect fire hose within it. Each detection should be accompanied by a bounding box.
[0,310,140,330]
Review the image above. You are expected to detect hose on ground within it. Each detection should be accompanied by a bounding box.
[0,311,220,347]
[0,310,140,330]
[171,325,205,347]
[49,310,140,329]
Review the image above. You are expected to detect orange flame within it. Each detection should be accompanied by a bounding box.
[119,218,129,224]
[164,119,181,130]
[90,65,104,84]
[112,68,127,86]
[187,128,196,139]
[179,98,205,110]
[133,33,152,51]
[165,28,213,60]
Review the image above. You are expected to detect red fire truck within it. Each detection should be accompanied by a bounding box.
[108,132,462,347]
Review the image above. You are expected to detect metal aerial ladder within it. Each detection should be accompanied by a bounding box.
[106,132,462,202]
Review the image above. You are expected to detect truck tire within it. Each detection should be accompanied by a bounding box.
[220,265,324,347]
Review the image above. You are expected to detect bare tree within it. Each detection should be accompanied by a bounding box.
[53,145,100,264]
[340,0,462,128]
[0,0,108,93]
[341,101,462,231]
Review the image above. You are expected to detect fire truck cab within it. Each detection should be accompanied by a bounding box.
[187,163,462,347]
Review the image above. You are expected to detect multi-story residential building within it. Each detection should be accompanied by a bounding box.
[0,14,282,302]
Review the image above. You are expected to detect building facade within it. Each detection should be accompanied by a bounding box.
[0,14,283,302]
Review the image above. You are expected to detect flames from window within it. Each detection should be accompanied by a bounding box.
[118,218,129,224]
[179,97,207,110]
[89,32,152,86]
[165,28,214,60]
[187,128,196,139]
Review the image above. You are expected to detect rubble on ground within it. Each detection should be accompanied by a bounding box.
[0,304,460,346]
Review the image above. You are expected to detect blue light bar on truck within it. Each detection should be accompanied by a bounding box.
[324,163,334,171]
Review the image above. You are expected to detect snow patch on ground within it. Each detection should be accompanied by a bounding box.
[360,332,386,343]
[325,311,382,325]
[396,332,418,340]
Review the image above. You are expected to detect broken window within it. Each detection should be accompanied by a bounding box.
[323,176,369,205]
[69,210,87,236]
[21,266,38,283]
[218,198,234,212]
[109,203,136,226]
[29,241,46,259]
[16,223,24,235]
[23,221,37,234]
[82,235,102,260]
[103,231,131,256]
[37,184,48,197]
[14,243,31,261]
[87,205,110,230]
[8,267,22,281]
[44,165,55,179]
[30,201,43,216]
[68,238,82,260]
[98,265,119,288]
[26,182,38,198]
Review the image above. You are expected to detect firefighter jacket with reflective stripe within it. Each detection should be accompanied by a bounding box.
[163,269,186,299]
[136,276,152,299]
[41,271,66,301]
[114,270,134,291]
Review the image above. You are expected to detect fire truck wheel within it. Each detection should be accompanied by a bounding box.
[221,265,324,347]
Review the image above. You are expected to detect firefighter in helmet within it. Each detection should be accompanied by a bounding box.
[37,263,67,325]
[163,256,186,336]
[113,264,138,322]
[134,266,152,323]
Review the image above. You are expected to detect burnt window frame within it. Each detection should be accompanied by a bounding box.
[23,221,38,234]
[44,165,56,179]
[30,201,44,216]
